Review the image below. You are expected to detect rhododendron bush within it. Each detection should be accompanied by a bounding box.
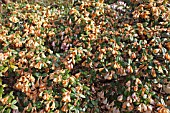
[0,0,170,112]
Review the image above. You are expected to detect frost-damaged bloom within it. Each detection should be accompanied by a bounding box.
[117,95,123,102]
[0,52,9,61]
[61,103,68,112]
[112,107,120,113]
[9,16,19,23]
[69,8,79,15]
[0,53,4,61]
[12,109,20,113]
[62,91,71,102]
[135,78,142,85]
[62,79,69,87]
[137,103,148,112]
[157,107,169,113]
[163,83,170,94]
[111,1,126,11]
[117,1,126,12]
[132,93,139,102]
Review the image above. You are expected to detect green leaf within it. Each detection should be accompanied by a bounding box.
[95,108,100,112]
[71,87,76,93]
[0,78,2,85]
[11,100,17,105]
[162,47,167,55]
[34,73,40,77]
[83,86,90,90]
[10,65,18,70]
[0,87,4,99]
[55,53,60,57]
[9,91,14,96]
[0,106,4,111]
[8,96,13,103]
[148,66,152,69]
[0,72,3,77]
[128,59,132,65]
[11,104,18,110]
[6,108,11,113]
[0,66,4,71]
[61,88,67,93]
[91,100,98,106]
[79,94,86,98]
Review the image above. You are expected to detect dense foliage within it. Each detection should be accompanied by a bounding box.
[0,0,170,112]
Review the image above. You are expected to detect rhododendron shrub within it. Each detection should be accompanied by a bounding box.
[0,0,169,112]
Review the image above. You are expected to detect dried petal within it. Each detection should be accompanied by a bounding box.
[117,95,123,102]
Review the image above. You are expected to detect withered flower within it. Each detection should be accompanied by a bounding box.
[0,96,9,105]
[126,65,133,73]
[98,53,103,60]
[9,16,19,23]
[117,95,123,102]
[163,84,170,94]
[133,86,138,91]
[165,53,170,61]
[45,102,50,112]
[159,5,166,12]
[104,73,112,80]
[62,91,71,102]
[75,72,81,79]
[151,68,156,77]
[61,104,68,112]
[34,62,43,70]
[158,107,169,113]
[165,42,170,50]
[152,7,161,19]
[0,53,4,61]
[62,79,69,87]
[43,93,50,100]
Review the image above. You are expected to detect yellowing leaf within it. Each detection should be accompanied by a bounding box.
[10,65,18,70]
[2,67,8,73]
